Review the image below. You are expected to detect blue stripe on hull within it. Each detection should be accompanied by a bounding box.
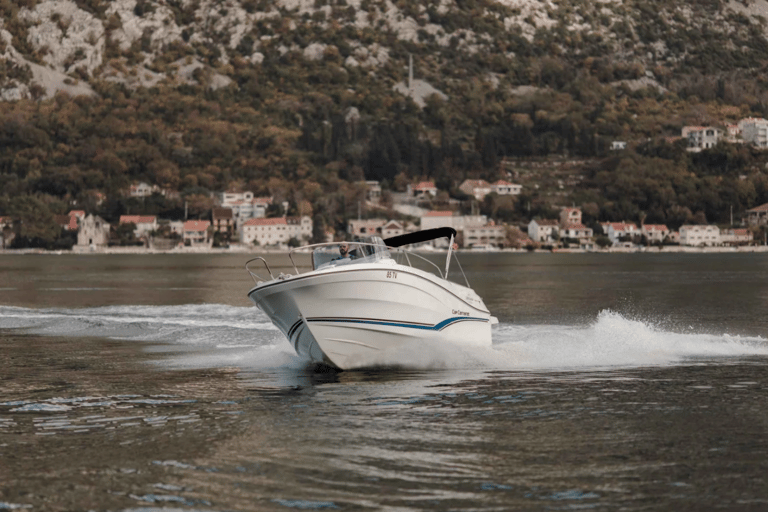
[306,316,488,332]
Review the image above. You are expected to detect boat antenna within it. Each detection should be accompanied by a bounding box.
[445,233,454,277]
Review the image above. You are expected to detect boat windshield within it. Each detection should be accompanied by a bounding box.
[312,237,391,270]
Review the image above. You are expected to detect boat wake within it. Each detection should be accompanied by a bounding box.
[1,305,766,371]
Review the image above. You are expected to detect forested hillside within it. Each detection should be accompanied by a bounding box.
[2,0,768,246]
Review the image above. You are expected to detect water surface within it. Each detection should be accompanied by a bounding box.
[1,252,767,511]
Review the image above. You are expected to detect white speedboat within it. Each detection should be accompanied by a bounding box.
[245,228,497,370]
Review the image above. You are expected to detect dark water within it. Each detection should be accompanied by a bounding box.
[1,252,768,511]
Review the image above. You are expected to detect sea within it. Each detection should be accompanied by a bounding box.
[1,251,767,511]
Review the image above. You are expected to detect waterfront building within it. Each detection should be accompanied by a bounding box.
[240,216,312,247]
[679,225,720,246]
[641,224,670,243]
[183,220,211,246]
[720,228,753,246]
[119,215,158,239]
[76,214,110,250]
[528,219,559,243]
[746,203,768,226]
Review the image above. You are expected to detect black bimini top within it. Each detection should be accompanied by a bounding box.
[383,227,457,248]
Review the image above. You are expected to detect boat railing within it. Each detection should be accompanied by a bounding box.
[245,257,275,284]
[284,241,469,287]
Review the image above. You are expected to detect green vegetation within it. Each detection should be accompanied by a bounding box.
[2,0,768,248]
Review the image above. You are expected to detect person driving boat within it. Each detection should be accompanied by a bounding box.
[334,242,355,260]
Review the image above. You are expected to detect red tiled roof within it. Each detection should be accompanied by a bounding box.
[605,222,636,230]
[183,220,211,231]
[55,215,78,231]
[120,215,156,224]
[68,210,86,219]
[563,223,588,229]
[424,211,452,217]
[412,181,436,190]
[242,217,287,227]
[493,180,515,186]
[461,179,490,188]
[252,197,272,205]
[535,219,559,226]
[643,224,669,232]
[747,203,768,213]
[731,229,751,236]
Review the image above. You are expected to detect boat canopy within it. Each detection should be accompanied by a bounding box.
[383,227,457,248]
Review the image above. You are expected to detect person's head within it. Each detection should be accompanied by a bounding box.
[339,243,349,256]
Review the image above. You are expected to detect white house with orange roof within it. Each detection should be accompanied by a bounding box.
[492,180,522,196]
[746,202,768,226]
[407,181,438,199]
[240,216,312,246]
[459,179,492,200]
[559,207,582,226]
[641,224,670,243]
[561,223,593,242]
[720,228,753,246]
[679,225,720,246]
[183,220,211,246]
[120,215,158,238]
[528,219,559,243]
[605,222,639,245]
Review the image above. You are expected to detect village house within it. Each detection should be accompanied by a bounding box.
[240,216,312,247]
[720,228,753,246]
[129,182,163,198]
[459,179,492,201]
[492,180,522,196]
[739,118,768,148]
[559,207,582,226]
[119,215,158,239]
[463,222,507,248]
[745,203,768,226]
[183,220,211,246]
[604,222,639,245]
[641,224,670,244]
[610,141,627,150]
[685,126,722,152]
[527,219,559,243]
[381,220,406,238]
[75,214,110,251]
[561,223,593,243]
[407,181,438,199]
[211,208,234,241]
[348,218,387,237]
[55,212,80,232]
[679,225,720,246]
[219,191,271,228]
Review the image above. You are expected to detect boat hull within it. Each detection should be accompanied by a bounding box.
[248,263,492,369]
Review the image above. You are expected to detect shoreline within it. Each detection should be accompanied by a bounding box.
[1,245,767,255]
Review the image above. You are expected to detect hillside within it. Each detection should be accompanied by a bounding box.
[2,0,768,246]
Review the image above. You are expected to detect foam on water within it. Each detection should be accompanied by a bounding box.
[1,305,766,372]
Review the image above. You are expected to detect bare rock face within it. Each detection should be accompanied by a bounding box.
[20,0,104,74]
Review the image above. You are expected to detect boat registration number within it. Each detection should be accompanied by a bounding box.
[386,271,398,279]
